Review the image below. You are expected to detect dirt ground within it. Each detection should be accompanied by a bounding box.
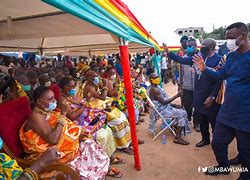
[108,83,239,180]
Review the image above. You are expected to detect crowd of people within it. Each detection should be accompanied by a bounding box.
[0,22,249,180]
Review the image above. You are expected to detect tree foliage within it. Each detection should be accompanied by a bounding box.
[194,23,250,40]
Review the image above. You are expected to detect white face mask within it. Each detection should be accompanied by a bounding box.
[76,72,80,78]
[226,39,239,52]
[45,81,51,87]
[51,78,56,83]
[111,74,116,80]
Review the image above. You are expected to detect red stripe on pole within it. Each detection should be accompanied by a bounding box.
[119,45,141,170]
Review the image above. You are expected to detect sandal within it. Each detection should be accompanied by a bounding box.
[139,118,145,123]
[119,147,133,155]
[107,168,123,178]
[173,138,190,145]
[138,139,145,145]
[129,139,145,146]
[110,156,126,165]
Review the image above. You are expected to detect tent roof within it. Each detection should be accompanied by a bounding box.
[0,0,58,20]
[0,0,119,41]
[0,0,155,54]
[0,33,149,54]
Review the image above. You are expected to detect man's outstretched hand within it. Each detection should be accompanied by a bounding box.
[192,54,206,72]
[162,43,169,55]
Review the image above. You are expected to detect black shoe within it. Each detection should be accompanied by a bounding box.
[236,174,250,180]
[204,165,230,176]
[229,156,241,166]
[195,125,200,132]
[195,140,210,147]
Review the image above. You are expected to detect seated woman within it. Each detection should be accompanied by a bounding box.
[57,77,123,167]
[19,86,113,179]
[83,70,133,155]
[57,77,106,139]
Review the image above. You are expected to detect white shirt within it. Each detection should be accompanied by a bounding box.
[141,58,146,64]
[161,57,168,69]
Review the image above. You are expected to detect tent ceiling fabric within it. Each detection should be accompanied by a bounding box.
[0,34,148,54]
[0,0,58,21]
[0,0,153,54]
[0,13,111,40]
[0,34,116,48]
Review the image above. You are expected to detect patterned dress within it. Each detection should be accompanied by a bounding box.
[20,111,110,180]
[66,96,106,139]
[149,86,189,134]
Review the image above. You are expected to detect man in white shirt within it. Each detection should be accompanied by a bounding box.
[161,53,168,84]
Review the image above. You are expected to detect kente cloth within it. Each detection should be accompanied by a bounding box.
[149,86,188,134]
[113,83,126,111]
[69,96,106,139]
[19,111,80,163]
[19,111,109,179]
[106,107,131,149]
[96,125,116,157]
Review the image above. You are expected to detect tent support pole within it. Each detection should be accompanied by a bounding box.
[119,37,141,170]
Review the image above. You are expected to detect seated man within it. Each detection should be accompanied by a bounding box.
[149,73,189,145]
[83,70,133,155]
[105,66,145,124]
[19,86,111,179]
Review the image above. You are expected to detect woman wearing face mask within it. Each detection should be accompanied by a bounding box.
[20,86,111,179]
[105,66,119,97]
[9,75,32,100]
[57,77,106,138]
[83,70,136,155]
[57,77,124,177]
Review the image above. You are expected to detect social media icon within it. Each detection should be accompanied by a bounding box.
[202,167,207,172]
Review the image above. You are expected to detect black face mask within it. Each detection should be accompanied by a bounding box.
[200,46,210,57]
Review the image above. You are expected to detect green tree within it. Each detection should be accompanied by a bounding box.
[195,23,250,40]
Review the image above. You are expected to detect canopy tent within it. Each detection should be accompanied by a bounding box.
[0,0,164,170]
[0,0,163,170]
[0,34,149,55]
[0,7,151,55]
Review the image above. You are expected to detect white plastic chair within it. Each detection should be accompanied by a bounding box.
[145,93,177,141]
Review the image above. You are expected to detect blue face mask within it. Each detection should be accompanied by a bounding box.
[93,77,100,86]
[186,46,195,54]
[39,99,57,112]
[46,101,57,112]
[68,89,76,96]
[0,137,3,150]
[22,85,31,92]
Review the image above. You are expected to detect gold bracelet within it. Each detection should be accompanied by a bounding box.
[23,172,33,180]
[58,115,67,126]
[24,168,39,180]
